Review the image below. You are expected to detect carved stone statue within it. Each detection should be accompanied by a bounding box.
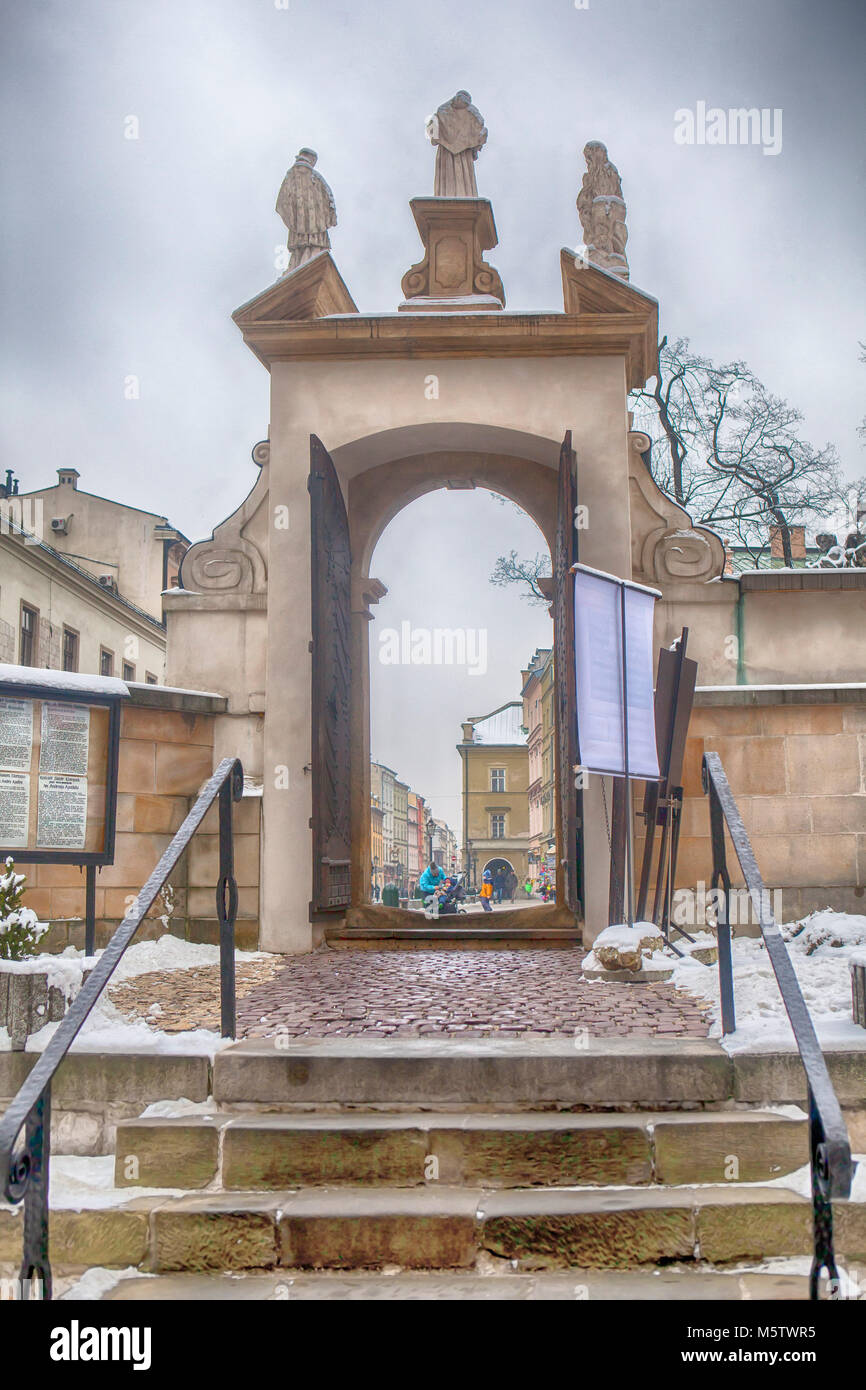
[426,92,488,196]
[275,149,337,271]
[576,141,629,280]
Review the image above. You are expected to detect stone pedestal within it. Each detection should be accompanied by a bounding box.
[399,198,505,311]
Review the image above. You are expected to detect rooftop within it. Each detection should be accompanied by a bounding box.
[467,701,528,746]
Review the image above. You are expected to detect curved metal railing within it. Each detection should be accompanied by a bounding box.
[702,751,853,1299]
[0,756,243,1300]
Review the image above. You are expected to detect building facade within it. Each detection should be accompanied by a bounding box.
[0,521,168,682]
[15,468,188,618]
[370,762,398,886]
[522,649,554,883]
[430,818,459,875]
[392,779,409,894]
[370,795,385,897]
[458,701,530,890]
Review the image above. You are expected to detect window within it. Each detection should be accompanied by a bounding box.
[145,671,158,685]
[491,813,506,839]
[490,767,506,792]
[20,604,38,665]
[99,647,114,677]
[61,627,79,673]
[122,661,135,682]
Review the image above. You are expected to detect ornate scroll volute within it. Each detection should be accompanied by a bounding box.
[179,440,270,596]
[627,430,726,585]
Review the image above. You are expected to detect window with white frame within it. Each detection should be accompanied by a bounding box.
[491,813,506,839]
[490,767,506,792]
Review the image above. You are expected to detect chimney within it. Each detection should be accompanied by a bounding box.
[57,468,80,489]
[769,524,805,561]
[461,722,475,743]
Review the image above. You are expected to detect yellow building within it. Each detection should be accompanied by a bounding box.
[370,794,385,897]
[521,649,555,882]
[457,701,530,894]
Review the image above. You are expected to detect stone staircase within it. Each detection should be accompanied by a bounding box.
[4,1039,864,1299]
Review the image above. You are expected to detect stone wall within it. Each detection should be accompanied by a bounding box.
[21,683,261,952]
[636,685,866,925]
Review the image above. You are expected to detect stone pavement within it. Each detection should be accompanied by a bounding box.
[108,948,711,1039]
[108,948,711,1040]
[234,948,711,1040]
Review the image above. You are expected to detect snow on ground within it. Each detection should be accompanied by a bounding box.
[59,1266,154,1301]
[139,1096,217,1119]
[0,936,277,1057]
[48,1155,187,1208]
[667,909,866,1052]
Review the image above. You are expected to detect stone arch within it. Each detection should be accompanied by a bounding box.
[343,424,559,915]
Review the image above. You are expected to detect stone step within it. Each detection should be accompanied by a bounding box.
[113,1110,808,1191]
[102,1267,816,1301]
[152,1186,865,1272]
[325,926,582,950]
[212,1037,866,1109]
[213,1037,733,1107]
[5,1184,858,1274]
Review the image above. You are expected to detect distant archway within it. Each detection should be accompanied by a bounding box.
[482,858,517,901]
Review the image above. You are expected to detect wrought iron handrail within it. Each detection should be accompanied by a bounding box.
[0,755,243,1300]
[702,751,853,1299]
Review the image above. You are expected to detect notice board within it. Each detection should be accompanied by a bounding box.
[573,564,661,781]
[0,673,126,865]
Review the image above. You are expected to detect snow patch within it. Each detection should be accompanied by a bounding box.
[670,909,866,1050]
[0,935,276,1055]
[59,1266,154,1302]
[49,1155,186,1208]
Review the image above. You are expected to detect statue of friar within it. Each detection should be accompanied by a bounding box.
[576,141,629,279]
[425,91,487,197]
[275,149,337,272]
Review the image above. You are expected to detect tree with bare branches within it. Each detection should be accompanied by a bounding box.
[631,338,843,566]
[489,550,551,605]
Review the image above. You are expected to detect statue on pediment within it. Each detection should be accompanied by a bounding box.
[426,91,488,197]
[576,141,629,280]
[276,149,337,271]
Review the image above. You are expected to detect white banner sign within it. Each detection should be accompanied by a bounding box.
[573,566,660,780]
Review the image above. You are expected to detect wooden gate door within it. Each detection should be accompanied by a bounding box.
[553,429,583,915]
[308,434,352,913]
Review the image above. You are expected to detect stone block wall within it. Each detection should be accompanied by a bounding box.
[635,686,866,925]
[19,684,261,952]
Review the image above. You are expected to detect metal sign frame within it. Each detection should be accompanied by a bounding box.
[0,678,124,868]
[572,563,661,928]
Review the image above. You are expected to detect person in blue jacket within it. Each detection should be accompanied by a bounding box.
[419,860,448,917]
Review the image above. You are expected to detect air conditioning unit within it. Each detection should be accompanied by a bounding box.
[50,517,69,534]
[97,574,118,593]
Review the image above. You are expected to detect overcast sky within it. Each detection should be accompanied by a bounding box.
[2,0,864,833]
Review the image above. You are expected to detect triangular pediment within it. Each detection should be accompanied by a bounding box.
[233,252,358,327]
[559,248,658,317]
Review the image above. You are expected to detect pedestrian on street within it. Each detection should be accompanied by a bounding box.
[494,867,506,903]
[479,868,494,913]
[419,859,447,918]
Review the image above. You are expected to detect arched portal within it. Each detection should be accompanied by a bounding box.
[172,234,660,954]
[314,421,587,934]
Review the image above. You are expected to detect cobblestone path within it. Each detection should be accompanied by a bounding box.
[234,949,711,1040]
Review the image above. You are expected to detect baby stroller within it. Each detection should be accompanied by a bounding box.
[433,874,468,917]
